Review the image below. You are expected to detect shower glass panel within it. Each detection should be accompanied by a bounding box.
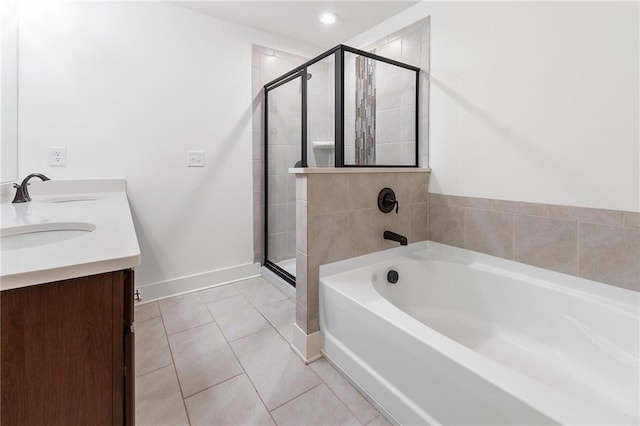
[263,45,419,286]
[264,73,302,283]
[343,51,418,166]
[306,58,335,168]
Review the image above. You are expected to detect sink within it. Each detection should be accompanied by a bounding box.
[37,195,102,203]
[1,222,96,251]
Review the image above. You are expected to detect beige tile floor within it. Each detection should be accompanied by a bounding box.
[134,276,390,426]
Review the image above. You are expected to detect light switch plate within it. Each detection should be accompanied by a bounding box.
[187,151,205,167]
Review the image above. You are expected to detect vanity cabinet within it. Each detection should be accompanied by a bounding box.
[1,269,135,425]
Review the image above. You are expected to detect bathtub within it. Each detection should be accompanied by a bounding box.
[319,241,639,425]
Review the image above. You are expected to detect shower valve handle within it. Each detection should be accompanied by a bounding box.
[378,188,399,214]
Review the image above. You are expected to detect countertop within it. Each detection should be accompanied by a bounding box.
[1,179,141,290]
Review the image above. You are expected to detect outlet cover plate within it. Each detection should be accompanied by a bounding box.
[187,151,205,167]
[50,146,67,166]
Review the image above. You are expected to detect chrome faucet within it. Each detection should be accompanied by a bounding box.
[384,230,408,246]
[12,173,51,203]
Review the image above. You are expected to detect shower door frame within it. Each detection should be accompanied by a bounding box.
[263,44,421,285]
[263,70,306,286]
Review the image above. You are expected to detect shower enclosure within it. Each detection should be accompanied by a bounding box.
[263,44,420,285]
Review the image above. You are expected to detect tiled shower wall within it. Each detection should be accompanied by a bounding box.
[295,171,430,334]
[428,194,640,291]
[344,18,430,166]
[252,45,308,264]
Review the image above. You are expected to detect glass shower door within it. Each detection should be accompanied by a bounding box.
[264,73,303,284]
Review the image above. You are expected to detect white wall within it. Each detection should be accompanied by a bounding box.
[348,1,639,211]
[17,1,319,288]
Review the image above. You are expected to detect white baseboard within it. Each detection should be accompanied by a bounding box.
[135,262,261,303]
[261,266,296,300]
[291,323,322,364]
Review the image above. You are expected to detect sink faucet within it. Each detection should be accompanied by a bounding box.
[12,173,51,203]
[384,230,408,246]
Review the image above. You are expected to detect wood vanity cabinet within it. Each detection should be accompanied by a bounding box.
[1,269,135,426]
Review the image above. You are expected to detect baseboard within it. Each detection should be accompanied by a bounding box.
[261,266,296,300]
[135,262,261,303]
[291,323,322,364]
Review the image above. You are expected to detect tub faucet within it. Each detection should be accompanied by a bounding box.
[384,230,408,246]
[12,173,51,203]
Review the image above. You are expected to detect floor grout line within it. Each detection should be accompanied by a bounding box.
[308,360,378,425]
[215,316,279,425]
[267,382,325,414]
[158,310,193,425]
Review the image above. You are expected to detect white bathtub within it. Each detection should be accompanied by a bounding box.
[319,242,639,425]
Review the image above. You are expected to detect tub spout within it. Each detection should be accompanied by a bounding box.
[384,230,407,246]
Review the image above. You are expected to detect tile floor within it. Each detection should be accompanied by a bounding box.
[134,276,390,426]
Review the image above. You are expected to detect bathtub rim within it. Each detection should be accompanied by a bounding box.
[319,241,639,425]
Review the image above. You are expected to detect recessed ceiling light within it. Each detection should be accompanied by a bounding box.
[320,12,338,25]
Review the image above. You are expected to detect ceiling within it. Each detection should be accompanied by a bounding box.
[170,1,419,49]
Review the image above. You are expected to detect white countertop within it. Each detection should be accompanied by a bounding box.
[1,179,141,290]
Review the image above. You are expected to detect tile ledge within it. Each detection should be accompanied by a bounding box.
[289,167,431,174]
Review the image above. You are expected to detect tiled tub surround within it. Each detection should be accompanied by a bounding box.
[134,276,389,426]
[428,194,640,291]
[294,169,431,338]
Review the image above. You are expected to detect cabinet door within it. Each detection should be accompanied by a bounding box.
[1,273,117,426]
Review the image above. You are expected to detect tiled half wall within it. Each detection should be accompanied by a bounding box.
[295,170,431,334]
[428,194,640,291]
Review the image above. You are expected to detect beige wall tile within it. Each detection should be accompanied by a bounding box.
[578,223,640,291]
[296,175,307,201]
[296,302,308,333]
[514,215,578,275]
[408,202,428,242]
[431,193,491,209]
[308,212,352,267]
[428,203,465,248]
[295,250,307,304]
[308,318,320,334]
[465,209,513,259]
[547,204,623,226]
[491,199,547,216]
[308,174,351,215]
[382,206,411,240]
[296,200,307,253]
[396,172,428,204]
[305,267,320,334]
[347,173,397,211]
[348,209,386,256]
[623,211,640,229]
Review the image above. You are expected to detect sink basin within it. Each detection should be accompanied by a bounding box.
[37,195,102,203]
[1,222,96,251]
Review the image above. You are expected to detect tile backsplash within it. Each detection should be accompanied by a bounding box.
[428,194,640,291]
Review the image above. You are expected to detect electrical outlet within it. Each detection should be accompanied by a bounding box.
[187,151,205,167]
[50,146,67,166]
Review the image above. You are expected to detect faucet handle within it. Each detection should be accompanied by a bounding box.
[378,187,399,214]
